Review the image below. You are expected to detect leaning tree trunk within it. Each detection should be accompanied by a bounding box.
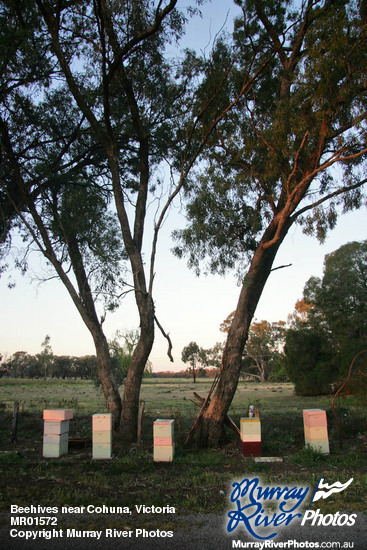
[198,219,291,447]
[119,293,155,442]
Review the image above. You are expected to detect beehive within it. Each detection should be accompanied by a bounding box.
[92,414,112,459]
[43,410,73,458]
[240,418,261,457]
[303,409,329,454]
[153,419,174,462]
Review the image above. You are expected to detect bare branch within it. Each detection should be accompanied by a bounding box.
[154,314,174,362]
[292,177,367,221]
[271,263,292,272]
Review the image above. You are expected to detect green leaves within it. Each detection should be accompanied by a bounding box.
[286,239,367,392]
[174,0,367,277]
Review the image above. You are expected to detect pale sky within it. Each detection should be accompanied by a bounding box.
[1,1,366,371]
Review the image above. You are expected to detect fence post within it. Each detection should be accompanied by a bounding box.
[11,401,19,443]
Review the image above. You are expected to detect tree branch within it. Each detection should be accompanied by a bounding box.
[107,0,178,81]
[154,314,174,362]
[292,177,367,221]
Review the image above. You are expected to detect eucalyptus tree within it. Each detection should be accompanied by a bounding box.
[0,1,180,432]
[27,0,198,441]
[174,0,367,445]
[2,0,260,441]
[181,341,206,382]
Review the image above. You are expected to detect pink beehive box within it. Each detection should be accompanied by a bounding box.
[92,414,112,431]
[154,437,173,446]
[303,409,327,427]
[43,409,73,421]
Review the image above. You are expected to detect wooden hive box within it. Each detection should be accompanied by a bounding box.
[153,420,174,462]
[240,418,261,457]
[303,409,329,454]
[92,414,113,459]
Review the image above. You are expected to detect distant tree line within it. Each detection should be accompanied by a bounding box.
[0,350,98,381]
[152,368,219,379]
[0,330,152,385]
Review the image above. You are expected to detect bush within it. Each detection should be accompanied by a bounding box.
[283,328,334,396]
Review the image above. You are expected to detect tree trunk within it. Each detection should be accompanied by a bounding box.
[198,220,291,447]
[66,236,123,431]
[119,294,155,442]
[92,328,122,431]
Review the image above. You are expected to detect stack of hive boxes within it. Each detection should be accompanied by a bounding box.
[92,413,112,459]
[303,409,329,454]
[43,409,73,458]
[153,419,174,462]
[240,417,261,457]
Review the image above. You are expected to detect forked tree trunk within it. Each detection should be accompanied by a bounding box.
[198,220,291,447]
[66,237,123,431]
[119,294,155,442]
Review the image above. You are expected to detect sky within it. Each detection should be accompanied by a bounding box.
[1,1,366,371]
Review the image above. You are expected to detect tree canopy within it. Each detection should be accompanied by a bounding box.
[175,0,367,276]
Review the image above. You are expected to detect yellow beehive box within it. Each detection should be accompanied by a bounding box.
[93,430,112,445]
[153,445,174,462]
[153,419,174,439]
[304,425,328,441]
[241,433,261,443]
[240,418,261,437]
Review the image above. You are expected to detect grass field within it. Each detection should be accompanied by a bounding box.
[0,378,366,519]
